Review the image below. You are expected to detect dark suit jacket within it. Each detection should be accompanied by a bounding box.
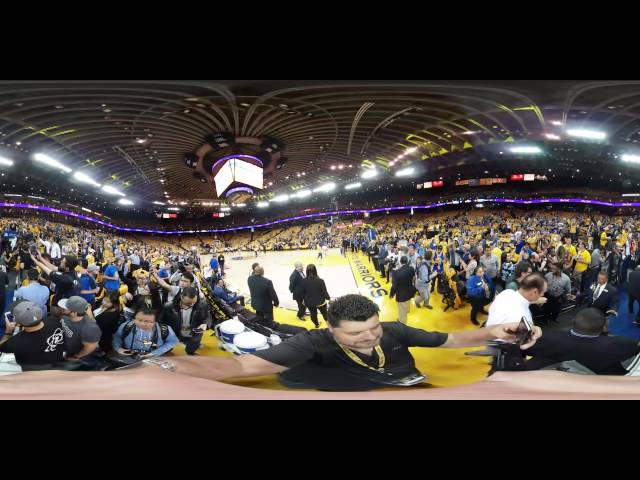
[628,271,640,300]
[248,274,279,312]
[390,265,416,302]
[289,270,305,301]
[588,282,618,314]
[301,277,330,308]
[0,271,7,296]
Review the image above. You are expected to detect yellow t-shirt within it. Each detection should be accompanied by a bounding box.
[601,232,608,247]
[86,254,95,265]
[492,247,503,267]
[570,224,577,234]
[575,250,591,273]
[566,245,577,259]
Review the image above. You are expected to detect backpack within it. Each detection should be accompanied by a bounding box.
[121,320,170,350]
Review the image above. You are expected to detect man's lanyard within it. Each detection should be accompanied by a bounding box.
[339,344,386,373]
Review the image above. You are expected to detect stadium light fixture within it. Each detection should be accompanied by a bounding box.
[73,171,101,187]
[567,129,607,140]
[510,146,542,154]
[395,167,415,177]
[345,182,362,190]
[292,190,312,199]
[0,157,14,166]
[622,154,640,164]
[33,153,72,173]
[118,198,134,206]
[257,201,269,208]
[362,169,378,179]
[102,185,125,197]
[313,182,336,193]
[271,194,290,203]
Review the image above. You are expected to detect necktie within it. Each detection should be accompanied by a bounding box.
[593,284,603,302]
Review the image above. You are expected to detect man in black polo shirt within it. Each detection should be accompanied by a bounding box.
[522,308,640,375]
[188,294,541,391]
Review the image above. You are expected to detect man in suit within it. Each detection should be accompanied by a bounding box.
[586,271,618,316]
[627,266,640,326]
[248,263,280,328]
[289,262,307,321]
[389,256,416,324]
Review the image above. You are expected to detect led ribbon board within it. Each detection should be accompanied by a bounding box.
[1,198,638,235]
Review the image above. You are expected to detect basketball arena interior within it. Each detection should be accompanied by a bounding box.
[1,80,640,400]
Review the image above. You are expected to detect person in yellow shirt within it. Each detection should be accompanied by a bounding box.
[564,237,577,260]
[600,230,608,248]
[573,242,591,295]
[492,244,503,269]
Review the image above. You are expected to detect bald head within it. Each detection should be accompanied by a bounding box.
[295,262,303,271]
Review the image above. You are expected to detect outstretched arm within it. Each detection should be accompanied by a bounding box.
[444,323,542,350]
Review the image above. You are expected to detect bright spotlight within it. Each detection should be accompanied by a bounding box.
[622,154,640,164]
[510,146,542,154]
[73,171,101,187]
[362,169,378,179]
[257,201,269,208]
[118,198,134,206]
[567,129,607,140]
[102,185,125,197]
[545,134,561,140]
[293,190,312,199]
[313,183,336,193]
[395,167,415,177]
[345,182,362,190]
[0,157,14,166]
[271,194,290,203]
[33,153,72,173]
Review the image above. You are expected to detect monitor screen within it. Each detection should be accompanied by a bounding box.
[232,159,263,189]
[214,161,235,195]
[214,158,263,196]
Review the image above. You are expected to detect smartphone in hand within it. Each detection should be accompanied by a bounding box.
[514,317,534,345]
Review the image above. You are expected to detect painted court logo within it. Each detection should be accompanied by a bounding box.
[351,255,388,299]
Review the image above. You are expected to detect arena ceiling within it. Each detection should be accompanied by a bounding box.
[2,80,640,217]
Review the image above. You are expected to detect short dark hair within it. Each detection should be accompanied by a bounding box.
[134,307,156,319]
[181,272,195,284]
[424,250,433,261]
[519,272,546,292]
[27,269,39,281]
[598,270,609,279]
[327,295,380,327]
[251,263,260,271]
[514,261,533,279]
[573,308,606,335]
[400,256,408,265]
[64,255,79,272]
[181,286,198,299]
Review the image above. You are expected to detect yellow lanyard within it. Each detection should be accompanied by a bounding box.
[339,344,386,373]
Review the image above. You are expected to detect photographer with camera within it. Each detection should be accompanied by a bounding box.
[112,307,179,359]
[31,252,80,303]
